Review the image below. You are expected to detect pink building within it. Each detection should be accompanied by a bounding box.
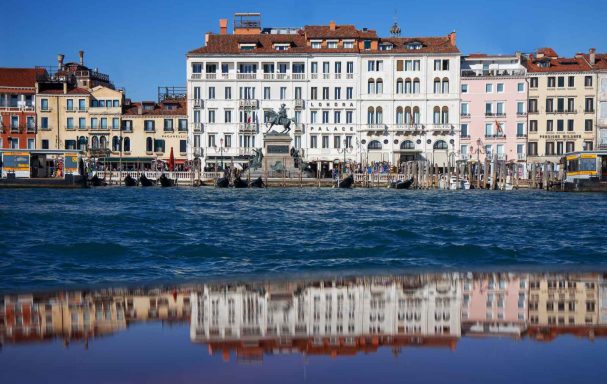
[460,54,528,165]
[461,273,528,337]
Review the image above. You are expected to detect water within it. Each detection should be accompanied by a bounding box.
[1,188,606,291]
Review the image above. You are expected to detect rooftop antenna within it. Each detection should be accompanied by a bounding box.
[390,10,401,37]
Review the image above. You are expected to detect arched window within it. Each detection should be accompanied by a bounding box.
[78,136,87,150]
[112,136,121,151]
[442,78,449,94]
[404,107,412,124]
[441,106,449,124]
[146,137,153,152]
[368,79,375,94]
[367,107,375,124]
[376,78,383,94]
[401,140,415,149]
[433,106,441,124]
[368,140,382,150]
[91,136,99,149]
[124,137,131,152]
[376,107,383,124]
[395,107,403,124]
[413,78,420,94]
[413,106,420,124]
[433,140,448,150]
[433,78,441,94]
[100,136,107,149]
[405,78,412,94]
[396,78,403,94]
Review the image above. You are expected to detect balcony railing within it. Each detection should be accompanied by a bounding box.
[394,124,423,130]
[460,113,470,118]
[517,153,526,161]
[516,133,527,138]
[428,124,453,132]
[206,73,217,80]
[294,123,305,133]
[237,73,257,80]
[276,73,289,80]
[516,112,527,117]
[295,99,305,109]
[192,122,204,132]
[193,99,204,109]
[346,73,354,79]
[366,124,386,130]
[238,123,258,132]
[191,73,203,80]
[239,99,258,109]
[485,112,494,117]
[485,134,507,139]
[263,73,274,80]
[495,112,506,117]
[0,105,35,111]
[193,147,203,158]
[547,109,577,114]
[292,73,305,80]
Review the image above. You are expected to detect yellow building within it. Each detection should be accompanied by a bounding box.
[120,99,188,169]
[526,48,597,163]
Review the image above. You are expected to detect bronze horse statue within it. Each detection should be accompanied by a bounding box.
[265,104,295,134]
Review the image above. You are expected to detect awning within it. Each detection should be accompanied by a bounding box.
[96,157,155,162]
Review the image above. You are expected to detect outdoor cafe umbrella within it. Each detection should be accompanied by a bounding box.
[168,147,175,171]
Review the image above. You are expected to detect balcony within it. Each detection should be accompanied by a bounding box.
[238,123,258,132]
[528,110,539,114]
[546,109,577,114]
[517,153,526,161]
[516,112,527,117]
[292,73,305,80]
[485,134,507,140]
[193,147,203,157]
[395,124,423,131]
[460,113,470,118]
[237,73,257,80]
[428,124,453,133]
[585,109,595,114]
[322,74,330,80]
[193,99,204,109]
[366,124,386,131]
[205,73,217,80]
[516,133,527,138]
[334,74,342,80]
[294,99,305,109]
[191,73,203,80]
[495,113,506,117]
[276,73,289,80]
[485,112,495,117]
[294,123,305,133]
[460,134,471,139]
[239,99,258,109]
[346,73,354,79]
[192,122,204,132]
[0,104,35,112]
[263,73,275,80]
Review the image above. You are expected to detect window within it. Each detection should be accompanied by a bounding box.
[568,76,575,87]
[225,87,232,100]
[368,140,382,150]
[280,87,287,100]
[327,40,338,49]
[310,135,317,148]
[433,140,448,150]
[146,137,153,152]
[310,87,317,100]
[546,98,554,112]
[322,87,329,100]
[343,41,354,49]
[224,110,232,123]
[144,120,155,132]
[517,83,525,92]
[585,76,593,87]
[346,87,353,100]
[310,111,317,124]
[461,124,469,137]
[567,119,574,131]
[334,111,341,124]
[322,110,329,123]
[548,77,556,88]
[322,135,329,148]
[178,119,187,131]
[497,83,504,93]
[528,99,538,113]
[263,87,270,100]
[461,84,468,93]
[546,120,553,131]
[517,101,525,114]
[225,135,232,148]
[557,76,564,88]
[486,83,493,93]
[517,123,525,136]
[585,119,593,131]
[154,139,165,153]
[333,135,341,148]
[41,99,49,111]
[346,61,354,74]
[528,142,538,156]
[311,41,321,49]
[66,99,74,111]
[180,140,187,153]
[557,120,564,132]
[91,118,98,129]
[585,98,594,112]
[346,111,353,124]
[363,40,371,50]
[208,110,216,123]
[530,77,538,88]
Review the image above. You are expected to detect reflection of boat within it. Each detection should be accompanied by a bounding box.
[159,174,176,187]
[233,177,248,188]
[390,177,414,189]
[216,177,229,188]
[89,174,107,187]
[338,174,354,189]
[249,176,265,188]
[140,174,156,187]
[439,175,470,190]
[124,175,137,187]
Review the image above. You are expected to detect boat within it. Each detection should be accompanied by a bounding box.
[233,177,248,188]
[390,177,414,189]
[140,174,156,187]
[249,176,265,188]
[559,151,607,192]
[89,174,107,187]
[124,175,137,187]
[439,175,471,190]
[158,174,176,187]
[216,177,229,188]
[338,174,354,189]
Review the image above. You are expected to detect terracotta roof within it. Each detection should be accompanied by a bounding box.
[304,24,377,39]
[123,99,187,116]
[0,68,47,88]
[537,47,558,58]
[188,33,458,55]
[583,53,607,70]
[525,55,592,73]
[38,87,91,95]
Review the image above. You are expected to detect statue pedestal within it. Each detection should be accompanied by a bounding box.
[263,132,293,173]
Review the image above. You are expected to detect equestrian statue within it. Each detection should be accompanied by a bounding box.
[265,104,295,134]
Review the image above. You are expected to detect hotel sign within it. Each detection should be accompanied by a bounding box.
[539,134,581,140]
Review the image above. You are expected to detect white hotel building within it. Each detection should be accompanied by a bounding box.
[186,14,461,173]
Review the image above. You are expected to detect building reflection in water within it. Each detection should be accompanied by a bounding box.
[1,273,607,360]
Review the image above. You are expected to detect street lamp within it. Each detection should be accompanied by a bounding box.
[338,138,353,177]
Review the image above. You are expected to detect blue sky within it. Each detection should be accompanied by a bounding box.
[2,0,606,100]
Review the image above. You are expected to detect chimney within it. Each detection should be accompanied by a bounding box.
[137,104,143,115]
[590,48,596,65]
[329,20,336,31]
[219,19,228,35]
[79,50,84,65]
[63,82,68,94]
[448,31,456,47]
[204,32,210,46]
[58,54,65,70]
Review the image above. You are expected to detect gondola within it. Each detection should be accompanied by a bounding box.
[159,174,176,187]
[216,177,229,188]
[124,175,137,187]
[140,174,156,187]
[249,176,265,188]
[89,174,107,187]
[338,174,354,189]
[233,177,248,188]
[390,177,414,190]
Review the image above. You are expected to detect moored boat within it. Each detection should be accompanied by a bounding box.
[159,174,176,187]
[216,177,229,188]
[233,177,248,188]
[390,177,414,189]
[338,174,354,189]
[140,174,156,187]
[249,176,265,188]
[89,174,107,187]
[124,175,137,186]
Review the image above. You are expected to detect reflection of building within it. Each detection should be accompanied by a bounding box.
[461,273,528,337]
[600,274,607,325]
[190,275,461,360]
[528,274,599,327]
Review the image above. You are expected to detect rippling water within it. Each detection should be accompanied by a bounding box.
[1,188,606,290]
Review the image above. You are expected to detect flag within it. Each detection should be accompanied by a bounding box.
[495,120,503,136]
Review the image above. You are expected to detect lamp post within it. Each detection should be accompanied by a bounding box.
[338,138,353,178]
[214,138,225,170]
